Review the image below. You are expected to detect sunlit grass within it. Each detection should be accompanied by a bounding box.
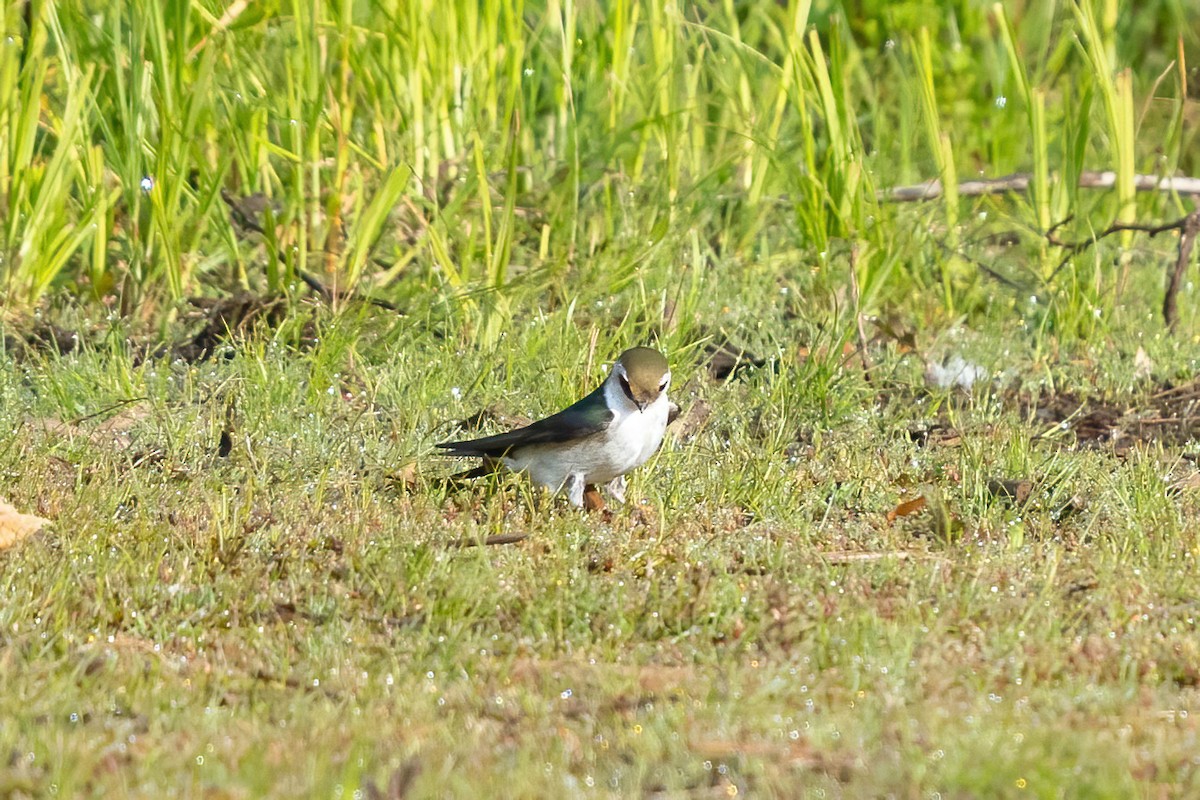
[3,308,1200,794]
[1,0,1199,795]
[0,0,1188,328]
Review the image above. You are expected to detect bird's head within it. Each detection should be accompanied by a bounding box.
[611,347,671,412]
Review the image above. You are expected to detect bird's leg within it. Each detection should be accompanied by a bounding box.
[563,473,586,508]
[605,475,627,504]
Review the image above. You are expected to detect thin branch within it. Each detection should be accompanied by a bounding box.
[1045,218,1188,253]
[70,396,150,426]
[1039,209,1200,329]
[846,244,874,386]
[220,190,401,312]
[882,170,1200,202]
[1164,210,1200,331]
[1043,218,1181,282]
[936,240,1027,290]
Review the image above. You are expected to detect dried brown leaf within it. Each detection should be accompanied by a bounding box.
[390,462,420,491]
[0,500,51,550]
[886,496,927,524]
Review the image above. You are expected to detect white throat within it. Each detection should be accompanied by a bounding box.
[602,373,667,418]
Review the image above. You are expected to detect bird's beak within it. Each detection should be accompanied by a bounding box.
[637,401,647,412]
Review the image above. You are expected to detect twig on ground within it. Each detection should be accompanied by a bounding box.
[447,533,530,548]
[819,551,949,564]
[70,396,150,426]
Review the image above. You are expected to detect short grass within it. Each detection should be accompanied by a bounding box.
[3,298,1200,796]
[3,0,1200,796]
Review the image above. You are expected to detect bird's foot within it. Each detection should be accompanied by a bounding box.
[605,475,627,505]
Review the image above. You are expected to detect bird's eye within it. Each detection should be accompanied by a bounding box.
[619,375,636,402]
[659,377,670,390]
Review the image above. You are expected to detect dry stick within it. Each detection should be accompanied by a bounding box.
[290,268,401,313]
[219,191,400,313]
[70,396,150,426]
[1045,217,1189,252]
[882,170,1200,202]
[1043,209,1200,330]
[301,267,399,312]
[936,240,1026,289]
[186,0,252,60]
[1164,212,1200,331]
[1134,417,1195,426]
[819,551,931,564]
[889,172,1200,330]
[1150,382,1200,400]
[446,533,530,548]
[846,244,873,386]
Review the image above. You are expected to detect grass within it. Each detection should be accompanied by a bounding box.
[4,304,1200,795]
[2,0,1200,795]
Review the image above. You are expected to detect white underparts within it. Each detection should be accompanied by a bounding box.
[501,377,670,507]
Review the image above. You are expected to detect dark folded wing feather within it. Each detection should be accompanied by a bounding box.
[438,386,613,458]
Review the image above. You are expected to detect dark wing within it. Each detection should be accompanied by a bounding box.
[438,386,613,458]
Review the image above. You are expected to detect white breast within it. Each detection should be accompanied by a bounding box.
[502,381,670,493]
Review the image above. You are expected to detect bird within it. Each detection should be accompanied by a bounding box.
[438,347,673,508]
